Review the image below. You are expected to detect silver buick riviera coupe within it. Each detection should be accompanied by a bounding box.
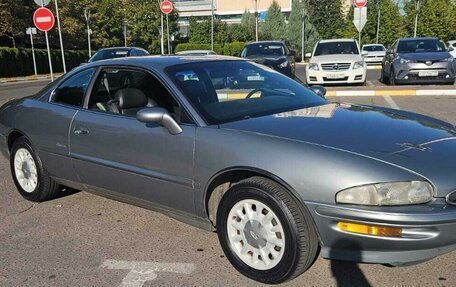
[1,56,455,284]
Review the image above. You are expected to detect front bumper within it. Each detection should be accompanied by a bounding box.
[306,199,456,265]
[364,56,384,64]
[393,61,456,84]
[306,68,366,85]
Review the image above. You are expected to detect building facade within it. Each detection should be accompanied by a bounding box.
[173,0,292,35]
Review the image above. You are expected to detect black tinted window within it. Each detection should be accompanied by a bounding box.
[52,68,95,107]
[314,42,359,56]
[242,44,286,57]
[397,39,446,53]
[363,45,385,52]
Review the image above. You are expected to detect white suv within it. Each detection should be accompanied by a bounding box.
[306,39,367,85]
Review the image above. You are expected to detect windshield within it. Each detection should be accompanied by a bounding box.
[397,39,446,53]
[89,49,130,62]
[167,61,326,124]
[314,41,359,56]
[241,43,286,57]
[363,45,385,52]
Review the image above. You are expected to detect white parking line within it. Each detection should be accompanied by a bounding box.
[100,260,196,287]
[383,96,400,110]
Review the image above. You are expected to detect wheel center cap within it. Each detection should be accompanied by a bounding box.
[244,220,267,248]
[21,162,31,179]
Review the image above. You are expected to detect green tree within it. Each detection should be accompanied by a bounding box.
[403,0,456,41]
[286,0,320,54]
[339,0,405,47]
[262,0,286,40]
[305,0,344,39]
[0,0,33,48]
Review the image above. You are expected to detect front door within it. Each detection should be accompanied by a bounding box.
[69,67,196,214]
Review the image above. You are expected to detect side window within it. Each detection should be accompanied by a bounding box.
[52,68,95,107]
[87,68,187,121]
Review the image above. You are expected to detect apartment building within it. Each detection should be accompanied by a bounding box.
[173,0,292,34]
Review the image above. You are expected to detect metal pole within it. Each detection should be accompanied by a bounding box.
[211,0,214,51]
[301,9,304,62]
[54,0,66,73]
[376,0,381,44]
[358,6,362,48]
[414,0,420,38]
[41,0,54,81]
[123,20,127,47]
[30,30,37,76]
[84,8,92,57]
[255,0,258,42]
[166,14,170,55]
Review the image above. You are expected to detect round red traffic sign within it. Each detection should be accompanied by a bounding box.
[33,7,55,32]
[160,0,173,15]
[354,0,367,8]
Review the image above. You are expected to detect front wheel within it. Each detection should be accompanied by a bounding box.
[10,137,60,202]
[389,68,396,86]
[216,177,319,284]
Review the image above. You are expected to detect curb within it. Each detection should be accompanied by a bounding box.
[0,74,63,84]
[326,89,456,97]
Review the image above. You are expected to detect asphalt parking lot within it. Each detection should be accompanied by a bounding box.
[0,80,455,287]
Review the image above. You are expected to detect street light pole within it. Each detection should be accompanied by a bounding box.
[123,19,127,47]
[54,0,66,73]
[254,0,259,42]
[414,0,421,38]
[376,0,381,44]
[84,7,92,57]
[301,7,305,62]
[211,0,214,51]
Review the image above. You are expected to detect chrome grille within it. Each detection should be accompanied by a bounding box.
[321,63,351,71]
[446,190,456,205]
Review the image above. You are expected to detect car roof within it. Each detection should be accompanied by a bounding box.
[176,50,215,54]
[319,39,355,43]
[79,55,243,72]
[245,41,286,46]
[398,37,439,41]
[96,47,144,52]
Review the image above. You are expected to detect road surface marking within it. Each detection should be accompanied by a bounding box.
[384,96,400,110]
[367,81,374,86]
[100,260,195,287]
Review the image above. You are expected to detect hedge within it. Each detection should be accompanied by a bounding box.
[0,47,89,78]
[175,42,247,57]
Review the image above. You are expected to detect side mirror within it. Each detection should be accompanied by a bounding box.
[305,52,312,59]
[137,107,183,135]
[361,50,368,56]
[386,49,393,55]
[310,85,326,98]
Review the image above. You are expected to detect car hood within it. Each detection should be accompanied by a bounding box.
[246,56,288,65]
[310,54,363,63]
[220,103,456,197]
[399,52,452,61]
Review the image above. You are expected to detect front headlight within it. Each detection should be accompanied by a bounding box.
[441,56,455,62]
[353,61,365,69]
[336,181,434,206]
[279,60,289,68]
[398,57,411,64]
[308,63,319,71]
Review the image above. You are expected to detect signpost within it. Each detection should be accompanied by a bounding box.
[160,0,173,55]
[353,0,367,47]
[26,28,38,76]
[54,0,67,73]
[33,6,54,81]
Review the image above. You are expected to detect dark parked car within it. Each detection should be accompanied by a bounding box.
[1,56,456,284]
[88,47,149,63]
[240,41,296,78]
[381,37,456,85]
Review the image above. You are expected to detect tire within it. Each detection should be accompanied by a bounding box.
[10,137,60,202]
[380,69,388,84]
[389,68,396,86]
[216,177,319,284]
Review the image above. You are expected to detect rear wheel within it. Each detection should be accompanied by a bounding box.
[216,177,319,284]
[389,68,396,86]
[10,137,60,202]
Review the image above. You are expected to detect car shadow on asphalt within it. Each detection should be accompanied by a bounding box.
[330,239,372,287]
[54,186,80,199]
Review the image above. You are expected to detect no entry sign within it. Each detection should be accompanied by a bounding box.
[33,7,55,32]
[354,0,367,8]
[160,0,173,15]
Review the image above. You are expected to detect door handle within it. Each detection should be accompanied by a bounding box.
[74,127,89,135]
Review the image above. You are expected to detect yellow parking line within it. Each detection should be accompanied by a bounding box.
[375,90,416,96]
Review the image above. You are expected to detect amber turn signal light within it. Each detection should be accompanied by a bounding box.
[337,222,402,237]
